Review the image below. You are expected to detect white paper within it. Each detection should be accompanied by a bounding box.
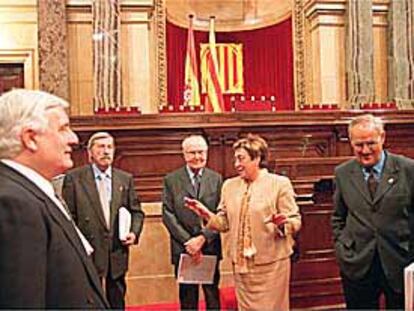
[118,207,131,241]
[177,254,217,284]
[405,261,414,311]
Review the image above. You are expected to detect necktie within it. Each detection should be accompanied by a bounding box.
[98,174,110,228]
[55,192,72,219]
[193,174,201,199]
[367,168,378,200]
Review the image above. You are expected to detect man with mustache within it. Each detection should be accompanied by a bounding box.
[62,132,145,309]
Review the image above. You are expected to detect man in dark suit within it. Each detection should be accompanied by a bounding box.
[332,114,414,309]
[0,89,108,309]
[162,135,223,310]
[62,131,145,309]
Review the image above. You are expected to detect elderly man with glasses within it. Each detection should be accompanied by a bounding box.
[332,114,414,310]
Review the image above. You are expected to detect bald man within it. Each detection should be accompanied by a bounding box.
[162,135,223,310]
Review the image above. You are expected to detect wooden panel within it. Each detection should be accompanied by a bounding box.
[69,111,414,309]
[0,63,24,95]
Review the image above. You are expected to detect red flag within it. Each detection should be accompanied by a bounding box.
[183,15,201,107]
[205,16,225,112]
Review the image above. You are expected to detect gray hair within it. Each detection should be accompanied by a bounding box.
[181,135,208,151]
[87,131,114,150]
[0,89,68,159]
[348,114,384,139]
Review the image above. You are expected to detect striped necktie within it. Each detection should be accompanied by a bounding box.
[367,167,378,200]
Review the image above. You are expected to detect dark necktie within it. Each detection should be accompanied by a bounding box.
[193,174,201,199]
[367,168,378,199]
[55,193,73,219]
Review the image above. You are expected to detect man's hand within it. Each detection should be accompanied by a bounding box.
[184,235,206,256]
[121,232,136,246]
[191,251,202,264]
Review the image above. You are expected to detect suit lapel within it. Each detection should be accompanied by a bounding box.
[198,169,210,199]
[373,155,399,205]
[44,199,106,302]
[110,169,123,228]
[0,163,107,305]
[181,167,197,199]
[81,166,108,228]
[349,161,373,204]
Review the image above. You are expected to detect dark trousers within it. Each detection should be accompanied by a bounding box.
[174,261,221,310]
[104,274,126,310]
[340,252,404,310]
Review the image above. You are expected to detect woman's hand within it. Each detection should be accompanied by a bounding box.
[264,213,288,226]
[184,197,213,220]
[265,214,289,237]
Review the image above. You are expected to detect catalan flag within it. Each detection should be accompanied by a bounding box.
[183,15,201,107]
[205,16,225,112]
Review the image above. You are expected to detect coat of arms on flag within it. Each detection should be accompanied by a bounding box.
[200,43,244,96]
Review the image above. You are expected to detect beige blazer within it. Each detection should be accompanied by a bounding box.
[210,169,301,265]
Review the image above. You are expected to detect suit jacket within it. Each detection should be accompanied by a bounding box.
[210,169,301,265]
[0,162,109,309]
[162,166,223,265]
[332,151,414,292]
[62,165,145,279]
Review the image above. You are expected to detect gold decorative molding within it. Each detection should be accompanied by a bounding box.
[155,0,167,107]
[165,0,291,32]
[293,0,306,109]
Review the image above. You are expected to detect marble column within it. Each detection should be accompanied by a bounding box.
[388,0,414,108]
[37,0,69,100]
[93,0,122,110]
[345,0,375,107]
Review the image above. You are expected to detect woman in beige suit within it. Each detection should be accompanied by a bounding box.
[185,134,301,311]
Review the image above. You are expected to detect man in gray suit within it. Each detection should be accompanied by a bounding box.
[62,132,145,309]
[162,135,223,310]
[0,89,108,309]
[332,114,414,309]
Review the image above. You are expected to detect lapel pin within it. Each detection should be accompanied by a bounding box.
[388,178,394,184]
[119,186,124,192]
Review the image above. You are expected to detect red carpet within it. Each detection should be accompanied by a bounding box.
[127,287,237,311]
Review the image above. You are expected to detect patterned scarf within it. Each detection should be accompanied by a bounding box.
[235,183,256,273]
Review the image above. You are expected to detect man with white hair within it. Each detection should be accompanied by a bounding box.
[62,131,144,309]
[332,114,414,309]
[0,89,108,309]
[162,135,223,310]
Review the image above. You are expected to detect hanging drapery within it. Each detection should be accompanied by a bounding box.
[345,0,375,107]
[183,15,201,108]
[388,0,414,108]
[167,18,294,111]
[92,0,122,111]
[203,17,225,112]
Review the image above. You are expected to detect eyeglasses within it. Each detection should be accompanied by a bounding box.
[185,150,207,156]
[351,140,380,150]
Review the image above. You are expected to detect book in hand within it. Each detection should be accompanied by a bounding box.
[177,254,217,284]
[118,207,131,241]
[405,261,414,311]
